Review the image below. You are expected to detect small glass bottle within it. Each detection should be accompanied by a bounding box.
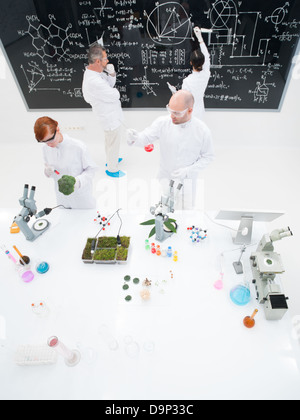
[167,246,172,257]
[156,245,161,256]
[145,239,150,251]
[173,251,178,262]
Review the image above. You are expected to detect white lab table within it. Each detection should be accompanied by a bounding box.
[0,208,300,401]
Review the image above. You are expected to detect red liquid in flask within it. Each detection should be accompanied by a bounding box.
[144,144,154,152]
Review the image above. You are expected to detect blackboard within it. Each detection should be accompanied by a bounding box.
[0,0,300,110]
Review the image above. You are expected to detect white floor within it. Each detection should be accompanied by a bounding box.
[1,133,300,319]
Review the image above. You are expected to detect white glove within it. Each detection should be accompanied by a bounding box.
[74,178,81,190]
[167,82,177,95]
[127,129,139,146]
[44,164,55,178]
[194,27,204,43]
[106,64,116,76]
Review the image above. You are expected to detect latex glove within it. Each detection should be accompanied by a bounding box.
[167,82,177,95]
[194,27,204,43]
[127,129,139,146]
[74,178,81,190]
[106,64,116,76]
[44,163,55,178]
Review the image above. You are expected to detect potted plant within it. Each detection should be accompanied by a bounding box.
[140,218,177,238]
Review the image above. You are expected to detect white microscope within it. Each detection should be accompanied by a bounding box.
[14,184,51,241]
[250,227,293,320]
[150,180,183,242]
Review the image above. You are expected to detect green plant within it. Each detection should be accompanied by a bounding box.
[116,247,128,261]
[58,175,76,196]
[97,236,118,249]
[82,238,94,260]
[120,236,130,248]
[93,248,116,261]
[140,218,177,238]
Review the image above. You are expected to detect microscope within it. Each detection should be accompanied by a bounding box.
[250,227,293,321]
[150,180,183,242]
[14,184,51,242]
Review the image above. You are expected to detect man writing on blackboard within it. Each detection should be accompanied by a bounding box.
[82,44,125,178]
[127,90,214,209]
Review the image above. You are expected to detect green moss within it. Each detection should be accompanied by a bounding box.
[93,248,116,261]
[116,247,128,261]
[97,237,118,249]
[82,238,94,260]
[120,236,130,248]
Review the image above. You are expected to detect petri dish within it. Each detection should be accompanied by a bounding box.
[36,261,50,274]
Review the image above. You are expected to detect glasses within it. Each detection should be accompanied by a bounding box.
[166,105,189,117]
[39,129,57,144]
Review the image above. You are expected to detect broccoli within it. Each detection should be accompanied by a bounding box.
[58,175,76,196]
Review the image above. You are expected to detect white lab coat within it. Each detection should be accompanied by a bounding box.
[82,68,123,131]
[182,42,211,121]
[133,115,214,208]
[43,134,98,209]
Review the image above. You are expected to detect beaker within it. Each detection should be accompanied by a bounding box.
[230,283,251,306]
[47,336,81,367]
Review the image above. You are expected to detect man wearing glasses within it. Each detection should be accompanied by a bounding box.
[34,116,98,209]
[127,90,214,209]
[82,44,125,178]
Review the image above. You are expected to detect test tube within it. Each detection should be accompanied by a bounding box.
[47,336,81,367]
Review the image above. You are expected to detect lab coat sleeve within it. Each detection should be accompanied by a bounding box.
[102,71,117,88]
[187,126,215,176]
[200,42,211,77]
[133,117,165,147]
[75,147,98,190]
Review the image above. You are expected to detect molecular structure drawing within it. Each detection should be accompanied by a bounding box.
[25,15,73,62]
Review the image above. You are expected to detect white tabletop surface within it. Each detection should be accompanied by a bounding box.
[0,208,300,401]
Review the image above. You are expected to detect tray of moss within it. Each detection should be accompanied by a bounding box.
[96,236,118,249]
[116,246,130,265]
[93,248,117,264]
[82,238,95,264]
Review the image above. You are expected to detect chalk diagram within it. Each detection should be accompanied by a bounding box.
[20,62,46,93]
[265,2,290,32]
[24,15,73,63]
[250,75,276,104]
[145,2,193,46]
[93,0,113,19]
[207,0,271,67]
[130,67,159,96]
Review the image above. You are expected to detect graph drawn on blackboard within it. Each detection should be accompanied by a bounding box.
[145,1,194,46]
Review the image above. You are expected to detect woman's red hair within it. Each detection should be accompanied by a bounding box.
[34,117,58,141]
